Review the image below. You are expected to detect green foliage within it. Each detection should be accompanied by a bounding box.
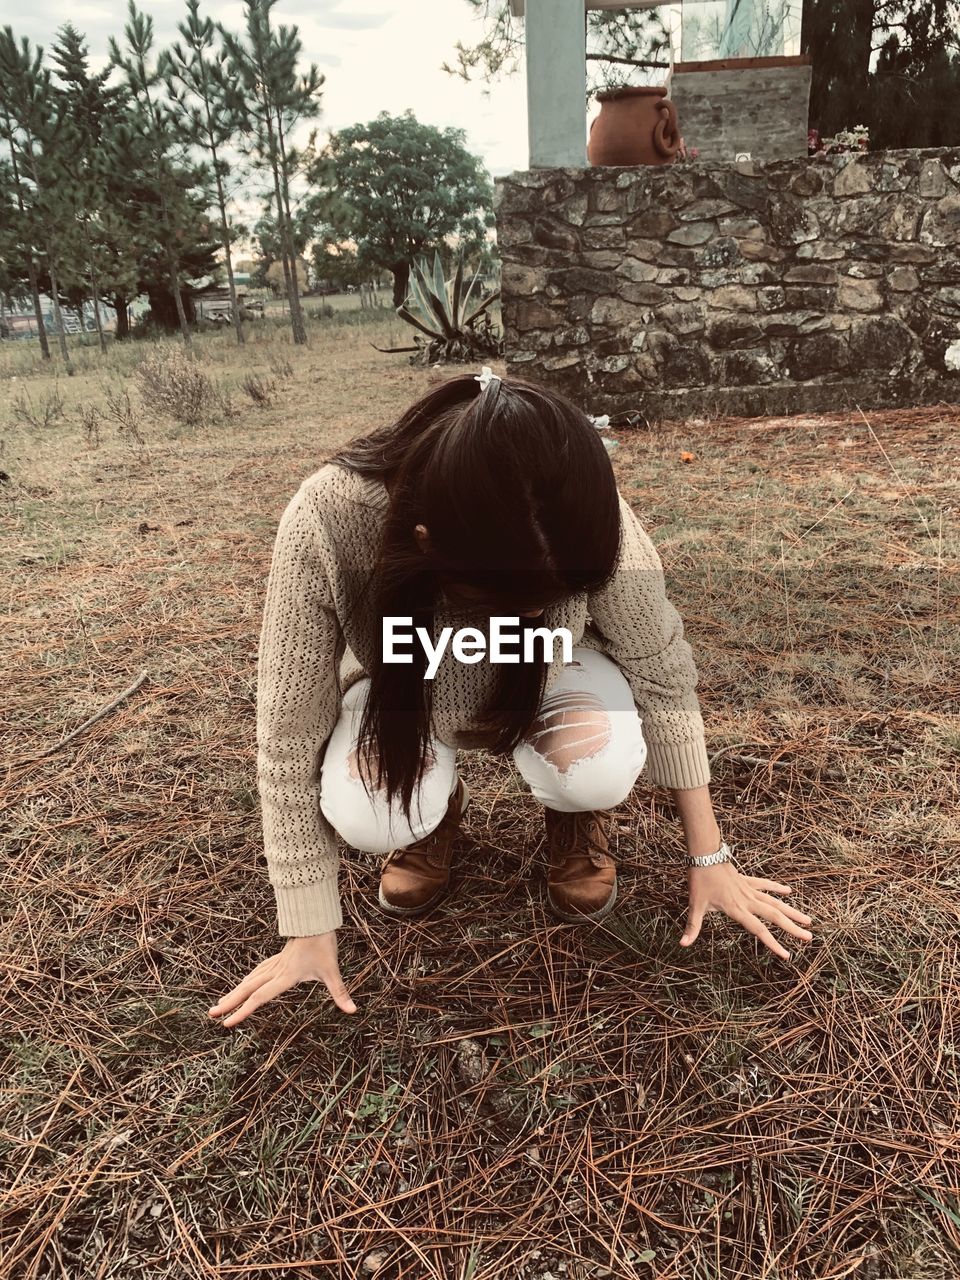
[0,158,27,303]
[304,110,495,308]
[0,13,218,348]
[0,25,83,364]
[49,24,137,344]
[108,1,209,344]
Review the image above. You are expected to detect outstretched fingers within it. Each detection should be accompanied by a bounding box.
[728,908,794,961]
[212,972,293,1027]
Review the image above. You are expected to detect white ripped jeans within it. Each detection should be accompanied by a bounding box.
[318,646,648,855]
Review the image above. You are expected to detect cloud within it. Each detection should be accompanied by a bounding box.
[271,0,390,27]
[316,13,391,30]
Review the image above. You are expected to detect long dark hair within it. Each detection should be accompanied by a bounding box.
[326,371,622,826]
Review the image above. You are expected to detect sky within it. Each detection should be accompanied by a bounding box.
[13,0,534,178]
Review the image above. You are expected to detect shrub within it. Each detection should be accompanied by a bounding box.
[12,382,65,429]
[241,373,278,406]
[76,403,102,449]
[378,250,503,367]
[102,381,147,445]
[134,344,218,426]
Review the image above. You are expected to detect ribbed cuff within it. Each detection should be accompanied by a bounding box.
[644,736,712,790]
[273,877,343,937]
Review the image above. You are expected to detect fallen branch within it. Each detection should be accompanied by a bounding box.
[32,670,150,759]
[709,741,845,781]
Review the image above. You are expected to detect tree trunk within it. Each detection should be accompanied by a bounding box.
[169,266,191,342]
[164,239,193,349]
[212,149,244,346]
[200,79,245,346]
[156,180,192,348]
[392,262,411,309]
[91,280,107,354]
[113,295,130,340]
[26,258,51,359]
[146,284,197,331]
[270,167,301,341]
[47,259,74,374]
[263,102,305,344]
[275,118,307,345]
[253,83,304,343]
[276,224,294,316]
[83,220,108,355]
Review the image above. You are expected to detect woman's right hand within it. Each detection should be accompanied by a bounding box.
[208,932,358,1027]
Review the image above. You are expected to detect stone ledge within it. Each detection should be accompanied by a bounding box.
[498,372,960,424]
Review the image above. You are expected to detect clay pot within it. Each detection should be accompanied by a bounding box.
[588,86,681,166]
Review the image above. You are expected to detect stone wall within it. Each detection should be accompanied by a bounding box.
[494,148,960,421]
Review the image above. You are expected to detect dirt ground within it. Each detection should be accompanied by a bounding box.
[2,316,959,1279]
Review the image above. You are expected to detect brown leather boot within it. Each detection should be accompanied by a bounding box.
[377,776,471,917]
[543,807,617,923]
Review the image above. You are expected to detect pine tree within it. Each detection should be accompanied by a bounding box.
[49,24,134,352]
[0,102,50,357]
[0,28,79,371]
[162,0,245,345]
[220,0,324,346]
[108,1,201,348]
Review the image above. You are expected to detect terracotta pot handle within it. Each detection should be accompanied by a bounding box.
[653,98,681,160]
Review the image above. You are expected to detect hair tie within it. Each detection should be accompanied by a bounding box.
[472,367,616,452]
[474,366,502,391]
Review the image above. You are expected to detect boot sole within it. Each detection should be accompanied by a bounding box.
[546,875,618,924]
[377,881,449,917]
[376,781,471,918]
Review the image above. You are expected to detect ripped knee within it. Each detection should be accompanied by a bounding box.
[523,691,612,775]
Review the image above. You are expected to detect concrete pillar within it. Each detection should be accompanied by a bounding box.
[525,0,587,167]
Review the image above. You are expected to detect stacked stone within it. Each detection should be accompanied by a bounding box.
[494,148,960,419]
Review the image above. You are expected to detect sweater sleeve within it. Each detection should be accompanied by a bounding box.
[587,493,712,790]
[255,480,346,936]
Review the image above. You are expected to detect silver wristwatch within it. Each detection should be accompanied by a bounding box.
[687,839,733,869]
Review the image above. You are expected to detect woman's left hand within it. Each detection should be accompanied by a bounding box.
[679,862,814,961]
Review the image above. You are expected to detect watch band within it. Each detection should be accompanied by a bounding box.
[687,839,733,868]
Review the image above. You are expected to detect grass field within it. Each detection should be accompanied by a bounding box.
[2,313,959,1279]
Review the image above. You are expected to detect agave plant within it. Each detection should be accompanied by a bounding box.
[372,250,504,366]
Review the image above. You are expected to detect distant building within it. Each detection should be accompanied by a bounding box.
[0,296,119,340]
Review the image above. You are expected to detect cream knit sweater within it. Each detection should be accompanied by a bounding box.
[256,462,712,937]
